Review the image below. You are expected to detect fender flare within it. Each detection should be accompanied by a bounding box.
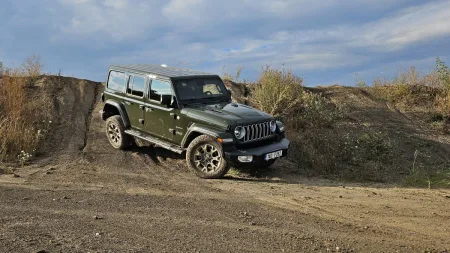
[103,100,131,128]
[181,124,233,148]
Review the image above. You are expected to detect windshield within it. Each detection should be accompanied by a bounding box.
[174,78,228,101]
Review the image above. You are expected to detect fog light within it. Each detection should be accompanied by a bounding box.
[238,155,253,163]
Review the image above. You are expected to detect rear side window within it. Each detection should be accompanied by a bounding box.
[107,71,128,92]
[150,80,172,102]
[127,75,146,97]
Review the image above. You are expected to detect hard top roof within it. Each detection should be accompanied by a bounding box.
[109,64,217,79]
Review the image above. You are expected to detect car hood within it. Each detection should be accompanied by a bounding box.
[182,102,273,127]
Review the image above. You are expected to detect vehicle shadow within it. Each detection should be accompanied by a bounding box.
[128,141,441,189]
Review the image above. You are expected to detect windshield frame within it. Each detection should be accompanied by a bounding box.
[171,76,229,104]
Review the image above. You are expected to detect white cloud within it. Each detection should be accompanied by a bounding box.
[354,0,450,50]
[57,0,164,41]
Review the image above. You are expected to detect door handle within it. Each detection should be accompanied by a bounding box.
[139,105,145,110]
[145,107,153,112]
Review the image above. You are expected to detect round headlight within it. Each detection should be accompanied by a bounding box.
[234,126,246,139]
[270,120,276,132]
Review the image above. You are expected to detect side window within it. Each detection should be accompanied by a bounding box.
[150,80,172,102]
[130,75,146,97]
[107,71,128,92]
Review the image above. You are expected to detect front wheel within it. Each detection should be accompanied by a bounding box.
[186,135,230,179]
[105,115,131,150]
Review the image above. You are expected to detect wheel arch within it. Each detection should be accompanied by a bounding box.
[102,100,131,128]
[181,124,233,148]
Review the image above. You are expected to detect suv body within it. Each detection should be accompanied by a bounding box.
[100,64,289,178]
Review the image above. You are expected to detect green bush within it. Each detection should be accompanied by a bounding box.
[340,131,392,165]
[404,167,450,188]
[286,91,343,129]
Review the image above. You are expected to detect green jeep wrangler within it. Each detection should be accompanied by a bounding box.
[100,64,289,178]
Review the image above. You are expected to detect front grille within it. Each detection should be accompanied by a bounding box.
[242,122,273,142]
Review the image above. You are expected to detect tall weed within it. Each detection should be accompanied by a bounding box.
[0,56,49,162]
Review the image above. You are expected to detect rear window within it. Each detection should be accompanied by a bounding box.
[107,71,128,92]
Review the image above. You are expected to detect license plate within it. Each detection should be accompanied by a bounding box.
[265,150,282,160]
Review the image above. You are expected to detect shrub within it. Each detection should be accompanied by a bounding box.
[251,66,304,118]
[0,55,50,162]
[286,91,343,129]
[404,166,450,188]
[436,57,450,88]
[21,54,43,88]
[0,61,3,77]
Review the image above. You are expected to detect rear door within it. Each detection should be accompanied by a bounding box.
[144,79,176,141]
[124,74,147,130]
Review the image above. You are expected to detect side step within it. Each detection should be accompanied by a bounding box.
[125,129,185,154]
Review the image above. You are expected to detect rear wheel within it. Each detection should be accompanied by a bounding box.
[186,135,229,179]
[105,115,131,149]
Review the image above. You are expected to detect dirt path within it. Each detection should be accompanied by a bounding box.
[0,81,449,253]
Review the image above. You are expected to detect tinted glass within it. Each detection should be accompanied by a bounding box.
[108,71,128,92]
[150,80,172,102]
[174,78,227,100]
[132,76,145,97]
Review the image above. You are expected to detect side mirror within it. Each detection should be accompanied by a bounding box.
[161,95,172,106]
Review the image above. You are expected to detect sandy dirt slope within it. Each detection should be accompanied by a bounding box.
[0,78,449,253]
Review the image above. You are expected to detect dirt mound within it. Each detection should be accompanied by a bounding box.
[1,76,449,252]
[35,76,101,165]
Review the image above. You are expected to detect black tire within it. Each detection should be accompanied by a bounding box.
[105,115,131,150]
[186,135,229,179]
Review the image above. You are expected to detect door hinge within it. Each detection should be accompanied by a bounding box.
[139,119,144,124]
[169,128,176,135]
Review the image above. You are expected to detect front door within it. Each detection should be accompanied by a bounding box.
[124,74,147,130]
[144,79,176,141]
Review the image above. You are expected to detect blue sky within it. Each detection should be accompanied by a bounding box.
[1,0,450,86]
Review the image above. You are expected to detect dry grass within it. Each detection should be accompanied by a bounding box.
[251,66,304,118]
[371,60,450,120]
[0,55,50,163]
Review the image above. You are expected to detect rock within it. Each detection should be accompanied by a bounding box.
[338,195,343,198]
[45,171,53,175]
[445,195,450,199]
[22,197,30,200]
[93,215,103,220]
[62,196,70,200]
[363,226,369,229]
[336,246,340,251]
[237,228,243,232]
[36,250,50,253]
[249,222,256,226]
[95,232,101,237]
[13,174,20,178]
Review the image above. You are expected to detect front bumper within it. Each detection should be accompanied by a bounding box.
[224,138,289,165]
